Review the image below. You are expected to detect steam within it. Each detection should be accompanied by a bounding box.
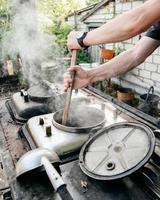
[1,0,66,85]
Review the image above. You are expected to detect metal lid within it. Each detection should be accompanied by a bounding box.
[28,83,55,102]
[79,122,155,180]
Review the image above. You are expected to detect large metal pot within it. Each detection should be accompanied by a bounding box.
[27,81,55,103]
[52,106,106,133]
[138,86,160,115]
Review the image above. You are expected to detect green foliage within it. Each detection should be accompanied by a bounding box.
[38,0,85,26]
[37,0,86,55]
[86,0,99,6]
[0,0,11,41]
[77,49,91,64]
[49,23,72,54]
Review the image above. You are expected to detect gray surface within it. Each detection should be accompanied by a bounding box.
[60,160,151,200]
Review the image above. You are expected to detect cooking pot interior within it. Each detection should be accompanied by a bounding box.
[53,106,105,128]
[118,87,132,93]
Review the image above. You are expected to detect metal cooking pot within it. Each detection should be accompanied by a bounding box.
[52,106,106,133]
[138,86,160,115]
[140,86,160,106]
[117,87,134,104]
[27,82,55,103]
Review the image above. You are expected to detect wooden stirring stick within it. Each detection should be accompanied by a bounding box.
[62,50,77,126]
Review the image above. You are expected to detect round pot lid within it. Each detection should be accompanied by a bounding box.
[28,83,55,102]
[79,122,155,180]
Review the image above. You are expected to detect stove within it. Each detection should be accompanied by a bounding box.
[2,87,160,199]
[19,88,142,168]
[5,81,64,123]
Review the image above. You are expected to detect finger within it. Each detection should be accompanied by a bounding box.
[63,80,71,91]
[64,81,72,92]
[67,66,79,72]
[64,73,72,82]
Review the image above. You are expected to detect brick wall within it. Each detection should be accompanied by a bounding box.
[67,0,160,95]
[110,0,160,95]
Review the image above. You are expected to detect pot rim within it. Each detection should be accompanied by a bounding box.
[52,107,106,133]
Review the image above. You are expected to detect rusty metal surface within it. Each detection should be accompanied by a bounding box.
[0,100,27,167]
[0,99,59,199]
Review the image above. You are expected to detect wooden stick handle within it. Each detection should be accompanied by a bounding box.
[62,50,77,126]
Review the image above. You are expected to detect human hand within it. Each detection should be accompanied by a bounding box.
[67,31,81,50]
[63,66,91,92]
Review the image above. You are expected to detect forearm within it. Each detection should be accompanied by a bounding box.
[88,49,139,83]
[87,36,159,83]
[83,0,160,46]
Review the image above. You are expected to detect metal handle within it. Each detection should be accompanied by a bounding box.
[41,156,73,200]
[145,86,154,103]
[41,156,65,191]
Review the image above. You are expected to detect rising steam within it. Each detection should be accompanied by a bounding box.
[1,0,66,85]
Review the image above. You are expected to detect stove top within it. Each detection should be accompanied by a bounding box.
[20,90,136,157]
[5,82,64,123]
[1,87,160,199]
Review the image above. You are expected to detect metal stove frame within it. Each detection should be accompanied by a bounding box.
[2,87,160,199]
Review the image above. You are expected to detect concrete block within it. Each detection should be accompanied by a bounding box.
[131,68,139,76]
[153,49,159,55]
[155,82,160,88]
[137,63,145,70]
[157,65,160,73]
[153,55,160,64]
[122,73,144,85]
[115,3,123,12]
[132,1,143,9]
[122,2,132,11]
[143,78,154,86]
[139,70,151,79]
[144,62,157,72]
[151,72,160,82]
[145,55,152,63]
[123,43,134,50]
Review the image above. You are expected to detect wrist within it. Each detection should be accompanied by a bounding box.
[87,64,113,84]
[77,32,89,49]
[87,69,98,84]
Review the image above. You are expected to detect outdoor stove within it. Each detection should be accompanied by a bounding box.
[2,86,160,199]
[5,81,65,123]
[15,87,160,199]
[19,91,104,158]
[19,88,141,163]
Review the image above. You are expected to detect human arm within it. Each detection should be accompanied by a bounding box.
[64,36,160,91]
[68,0,160,50]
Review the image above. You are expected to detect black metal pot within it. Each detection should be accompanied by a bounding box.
[27,82,55,103]
[52,106,106,133]
[138,86,160,115]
